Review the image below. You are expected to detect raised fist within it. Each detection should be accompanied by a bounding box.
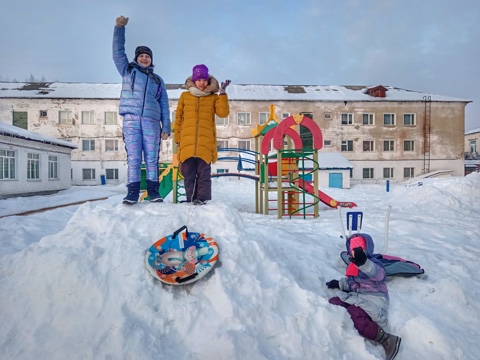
[116,16,129,27]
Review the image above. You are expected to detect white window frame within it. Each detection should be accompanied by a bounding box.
[259,112,269,125]
[404,140,415,152]
[341,140,353,152]
[238,140,251,150]
[362,168,374,179]
[404,167,415,179]
[82,168,96,180]
[469,139,477,153]
[27,153,40,180]
[363,140,375,152]
[362,113,374,125]
[217,140,228,149]
[105,139,119,152]
[59,110,73,124]
[82,111,95,124]
[324,140,332,147]
[82,139,96,151]
[383,113,396,126]
[105,168,119,180]
[403,113,416,126]
[237,112,251,126]
[216,114,228,126]
[48,155,58,179]
[383,168,395,179]
[383,140,395,152]
[282,112,290,119]
[0,149,16,180]
[341,113,353,125]
[39,110,48,117]
[105,111,118,125]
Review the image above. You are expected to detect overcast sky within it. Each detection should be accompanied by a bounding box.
[1,0,479,130]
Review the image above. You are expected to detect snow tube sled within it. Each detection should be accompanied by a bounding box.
[146,225,219,285]
[340,251,425,277]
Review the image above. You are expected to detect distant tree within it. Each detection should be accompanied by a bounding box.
[25,74,47,82]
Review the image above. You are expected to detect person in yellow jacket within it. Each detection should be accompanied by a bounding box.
[174,64,230,205]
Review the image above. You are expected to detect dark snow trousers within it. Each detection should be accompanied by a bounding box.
[181,157,212,202]
[329,296,379,341]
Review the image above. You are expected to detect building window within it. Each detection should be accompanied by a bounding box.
[383,168,394,179]
[404,167,415,179]
[363,168,374,179]
[341,140,353,152]
[259,112,269,125]
[404,140,415,151]
[216,168,230,174]
[383,140,395,151]
[82,111,95,124]
[82,168,96,180]
[105,111,118,125]
[105,139,119,152]
[13,111,28,129]
[469,139,477,153]
[59,111,73,124]
[403,113,416,126]
[39,110,48,117]
[0,149,16,180]
[282,112,290,119]
[27,153,40,179]
[82,139,96,151]
[237,112,251,126]
[105,168,118,180]
[324,140,332,147]
[362,113,374,125]
[48,155,58,179]
[341,113,353,125]
[217,140,228,149]
[383,113,396,126]
[363,140,374,152]
[216,114,228,126]
[324,112,332,120]
[238,140,251,150]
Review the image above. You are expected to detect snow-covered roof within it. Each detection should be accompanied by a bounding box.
[0,122,77,149]
[465,127,480,135]
[0,82,470,103]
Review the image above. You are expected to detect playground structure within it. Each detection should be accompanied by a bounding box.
[140,104,356,218]
[252,105,356,219]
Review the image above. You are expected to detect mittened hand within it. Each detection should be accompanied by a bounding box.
[220,80,231,94]
[116,16,129,27]
[350,247,367,266]
[326,280,339,289]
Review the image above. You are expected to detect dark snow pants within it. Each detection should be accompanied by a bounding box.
[329,296,379,341]
[181,157,212,202]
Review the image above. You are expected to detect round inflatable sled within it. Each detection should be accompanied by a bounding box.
[145,225,219,285]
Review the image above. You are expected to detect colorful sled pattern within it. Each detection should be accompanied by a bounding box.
[340,251,425,277]
[146,225,219,285]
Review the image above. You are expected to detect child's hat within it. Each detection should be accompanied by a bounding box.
[135,46,153,63]
[349,235,367,253]
[192,64,209,82]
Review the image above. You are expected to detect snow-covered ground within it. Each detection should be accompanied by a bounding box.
[1,174,479,360]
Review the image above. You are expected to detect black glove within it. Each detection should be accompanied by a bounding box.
[326,280,339,289]
[349,247,367,266]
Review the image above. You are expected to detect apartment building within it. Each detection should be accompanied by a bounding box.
[465,127,480,174]
[0,82,470,185]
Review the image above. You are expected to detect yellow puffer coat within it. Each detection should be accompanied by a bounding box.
[174,76,230,164]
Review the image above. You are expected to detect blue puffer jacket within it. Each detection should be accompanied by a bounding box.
[112,26,170,134]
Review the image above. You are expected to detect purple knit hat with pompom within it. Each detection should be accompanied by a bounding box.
[192,64,209,81]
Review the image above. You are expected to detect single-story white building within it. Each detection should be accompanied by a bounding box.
[0,123,77,198]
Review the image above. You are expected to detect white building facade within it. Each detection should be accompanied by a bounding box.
[0,122,76,198]
[0,82,470,186]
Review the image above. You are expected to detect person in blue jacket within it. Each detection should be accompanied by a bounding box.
[113,15,170,204]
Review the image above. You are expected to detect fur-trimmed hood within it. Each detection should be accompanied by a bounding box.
[185,75,220,94]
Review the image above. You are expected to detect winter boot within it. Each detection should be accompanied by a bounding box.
[146,180,163,203]
[376,328,401,360]
[123,182,140,205]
